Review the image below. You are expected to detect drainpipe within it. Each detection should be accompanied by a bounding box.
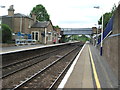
[20,15,22,33]
[45,28,47,44]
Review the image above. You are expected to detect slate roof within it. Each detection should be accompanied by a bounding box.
[2,13,32,19]
[14,13,29,18]
[31,21,50,28]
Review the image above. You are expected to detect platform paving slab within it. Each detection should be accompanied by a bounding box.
[58,43,118,89]
[0,44,44,54]
[89,44,118,88]
[63,44,94,88]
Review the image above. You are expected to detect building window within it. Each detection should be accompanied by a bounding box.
[32,32,34,40]
[31,31,39,40]
[48,34,51,41]
[28,22,31,28]
[48,32,52,41]
[35,32,38,40]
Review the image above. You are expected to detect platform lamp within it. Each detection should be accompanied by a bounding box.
[0,5,5,30]
[94,6,103,56]
[0,5,5,55]
[94,24,98,47]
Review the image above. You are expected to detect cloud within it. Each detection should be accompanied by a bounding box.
[1,0,119,28]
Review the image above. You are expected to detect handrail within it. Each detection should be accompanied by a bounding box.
[109,33,120,37]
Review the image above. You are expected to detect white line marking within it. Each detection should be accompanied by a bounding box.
[57,43,86,89]
[1,42,78,55]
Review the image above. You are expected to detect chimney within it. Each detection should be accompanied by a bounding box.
[8,5,15,16]
[32,13,36,22]
[119,1,120,5]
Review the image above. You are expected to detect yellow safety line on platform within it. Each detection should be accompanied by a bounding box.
[88,45,101,90]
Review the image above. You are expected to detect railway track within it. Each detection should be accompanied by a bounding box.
[2,45,68,67]
[11,46,81,89]
[48,48,79,90]
[2,42,83,89]
[2,45,68,78]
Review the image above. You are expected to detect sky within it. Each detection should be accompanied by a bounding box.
[0,0,119,28]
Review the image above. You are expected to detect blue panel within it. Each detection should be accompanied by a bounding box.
[17,32,21,36]
[27,34,32,39]
[97,16,113,45]
[17,32,25,36]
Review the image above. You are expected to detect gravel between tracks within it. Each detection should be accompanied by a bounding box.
[20,46,80,89]
[2,46,77,88]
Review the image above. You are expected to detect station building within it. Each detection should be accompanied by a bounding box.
[30,20,55,44]
[1,5,34,35]
[1,5,60,44]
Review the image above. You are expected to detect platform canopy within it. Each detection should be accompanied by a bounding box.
[61,28,93,35]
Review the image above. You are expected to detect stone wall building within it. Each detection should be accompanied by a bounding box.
[54,27,61,43]
[1,5,60,44]
[30,21,55,44]
[2,5,34,35]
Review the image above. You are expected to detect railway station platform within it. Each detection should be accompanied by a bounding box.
[58,42,118,89]
[0,44,44,54]
[0,41,79,54]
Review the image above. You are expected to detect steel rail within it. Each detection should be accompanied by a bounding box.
[2,47,65,68]
[2,46,68,78]
[11,46,79,90]
[48,48,80,90]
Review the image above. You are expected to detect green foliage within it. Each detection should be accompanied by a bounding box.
[78,35,90,42]
[65,35,90,42]
[98,12,112,29]
[53,25,60,28]
[30,4,50,21]
[1,24,12,43]
[111,4,117,14]
[98,4,117,29]
[0,29,2,42]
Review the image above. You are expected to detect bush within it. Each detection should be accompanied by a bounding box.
[1,24,12,43]
[0,27,1,42]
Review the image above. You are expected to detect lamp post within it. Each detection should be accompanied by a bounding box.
[101,13,104,56]
[94,24,98,47]
[20,15,22,33]
[94,6,103,56]
[0,5,5,30]
[0,5,5,8]
[94,6,100,47]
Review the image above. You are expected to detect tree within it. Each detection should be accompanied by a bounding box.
[54,25,60,28]
[98,4,117,29]
[98,12,112,29]
[1,24,12,43]
[53,25,60,30]
[111,4,117,15]
[30,4,50,21]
